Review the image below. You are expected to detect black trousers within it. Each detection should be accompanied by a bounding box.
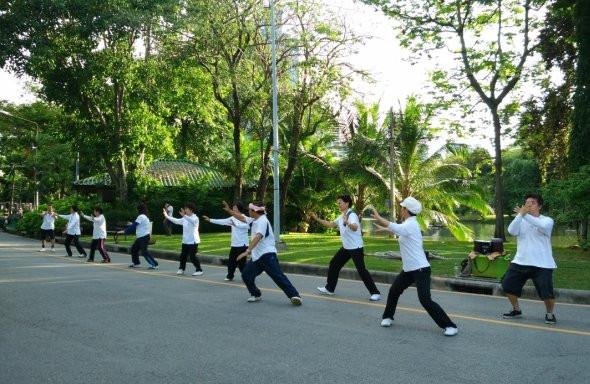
[383,267,456,329]
[64,234,86,257]
[325,247,380,295]
[179,243,201,271]
[227,246,248,279]
[131,235,158,267]
[89,238,110,261]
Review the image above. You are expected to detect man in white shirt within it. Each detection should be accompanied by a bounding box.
[310,195,381,301]
[119,203,158,269]
[39,204,57,252]
[163,202,203,276]
[203,201,250,281]
[372,197,458,336]
[225,202,302,306]
[58,205,87,258]
[502,193,557,324]
[163,202,174,236]
[81,206,111,263]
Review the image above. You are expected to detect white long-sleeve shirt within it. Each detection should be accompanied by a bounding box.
[40,213,56,230]
[249,215,275,262]
[167,214,200,244]
[58,212,81,235]
[507,214,556,269]
[82,214,107,239]
[333,209,363,249]
[388,216,430,272]
[209,217,249,247]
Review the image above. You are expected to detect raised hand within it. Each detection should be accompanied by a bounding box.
[162,208,167,217]
[373,224,390,233]
[202,215,210,222]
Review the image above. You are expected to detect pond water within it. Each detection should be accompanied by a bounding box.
[361,219,579,247]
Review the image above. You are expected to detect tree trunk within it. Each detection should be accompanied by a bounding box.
[356,184,366,216]
[232,116,243,201]
[581,218,589,243]
[491,107,505,239]
[279,121,302,220]
[256,133,273,201]
[106,156,128,204]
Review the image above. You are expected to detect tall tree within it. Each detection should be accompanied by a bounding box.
[0,0,179,202]
[570,0,590,171]
[362,0,545,239]
[173,0,274,201]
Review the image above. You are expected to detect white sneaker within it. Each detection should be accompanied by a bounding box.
[370,294,381,301]
[39,248,46,252]
[49,248,56,252]
[247,296,262,303]
[224,277,232,281]
[176,269,185,275]
[148,265,159,270]
[443,327,458,337]
[192,271,204,276]
[291,296,302,306]
[129,264,140,268]
[381,318,393,327]
[78,255,86,258]
[317,286,335,296]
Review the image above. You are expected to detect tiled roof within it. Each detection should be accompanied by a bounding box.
[74,159,232,188]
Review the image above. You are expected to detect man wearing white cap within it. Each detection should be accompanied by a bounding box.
[372,197,458,336]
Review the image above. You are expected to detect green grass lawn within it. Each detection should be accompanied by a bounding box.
[102,232,590,291]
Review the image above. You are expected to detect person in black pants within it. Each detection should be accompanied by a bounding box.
[203,201,250,281]
[58,205,87,258]
[163,202,203,276]
[310,195,381,301]
[118,204,158,269]
[372,197,458,336]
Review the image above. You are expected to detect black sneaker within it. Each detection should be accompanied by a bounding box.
[502,309,522,319]
[545,314,557,325]
[86,258,94,262]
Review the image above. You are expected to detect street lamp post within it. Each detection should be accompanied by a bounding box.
[270,0,283,248]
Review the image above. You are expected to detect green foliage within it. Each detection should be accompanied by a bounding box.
[570,0,590,171]
[502,148,541,210]
[543,165,590,243]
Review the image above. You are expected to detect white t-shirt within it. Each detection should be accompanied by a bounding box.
[167,214,200,244]
[333,209,363,250]
[388,216,430,272]
[41,213,55,230]
[82,214,107,239]
[209,217,249,247]
[507,214,556,269]
[135,214,151,238]
[59,213,81,235]
[250,214,276,262]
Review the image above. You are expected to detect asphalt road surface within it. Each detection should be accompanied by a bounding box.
[1,232,589,384]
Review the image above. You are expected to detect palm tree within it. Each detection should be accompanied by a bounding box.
[342,97,493,241]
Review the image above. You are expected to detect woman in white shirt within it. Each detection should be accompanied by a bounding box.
[163,202,203,276]
[203,201,250,281]
[119,203,158,270]
[81,206,110,263]
[372,197,458,337]
[39,204,57,252]
[225,201,302,306]
[58,205,88,258]
[310,195,381,301]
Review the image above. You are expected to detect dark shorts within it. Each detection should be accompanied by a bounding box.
[41,229,55,240]
[501,263,554,300]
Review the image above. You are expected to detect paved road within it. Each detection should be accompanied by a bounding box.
[1,232,589,384]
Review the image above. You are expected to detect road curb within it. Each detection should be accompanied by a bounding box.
[6,229,590,305]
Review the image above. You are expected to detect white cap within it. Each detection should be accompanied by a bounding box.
[400,196,422,214]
